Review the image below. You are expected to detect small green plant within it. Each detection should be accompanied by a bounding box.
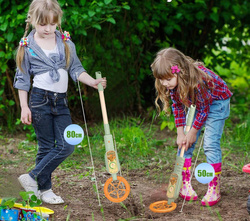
[66,211,71,221]
[15,118,36,141]
[119,126,149,156]
[100,206,105,221]
[19,191,42,208]
[19,191,47,221]
[159,111,176,131]
[0,197,17,209]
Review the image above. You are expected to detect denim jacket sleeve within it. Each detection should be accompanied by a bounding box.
[13,48,31,92]
[68,41,86,82]
[13,30,86,91]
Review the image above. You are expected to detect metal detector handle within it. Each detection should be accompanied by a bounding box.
[96,71,109,125]
[179,104,196,157]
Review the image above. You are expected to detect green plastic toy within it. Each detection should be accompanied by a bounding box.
[149,104,196,213]
[96,71,130,203]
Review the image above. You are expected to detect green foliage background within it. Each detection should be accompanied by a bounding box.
[0,0,249,130]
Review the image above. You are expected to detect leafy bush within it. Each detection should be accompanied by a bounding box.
[0,0,249,132]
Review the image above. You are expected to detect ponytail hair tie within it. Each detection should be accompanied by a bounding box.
[19,37,29,47]
[171,65,180,74]
[25,15,31,23]
[62,31,71,41]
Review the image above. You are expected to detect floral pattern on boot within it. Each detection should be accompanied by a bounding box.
[179,166,198,201]
[201,173,221,206]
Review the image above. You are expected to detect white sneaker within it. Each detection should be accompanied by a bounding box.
[40,189,64,204]
[18,174,39,197]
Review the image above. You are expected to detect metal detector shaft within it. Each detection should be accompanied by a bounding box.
[167,104,196,204]
[96,72,120,180]
[180,105,196,157]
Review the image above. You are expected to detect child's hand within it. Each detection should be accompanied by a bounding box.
[177,127,186,149]
[21,106,32,125]
[93,77,107,89]
[185,128,198,151]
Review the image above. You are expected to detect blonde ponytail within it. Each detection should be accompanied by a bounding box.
[58,25,71,68]
[16,16,31,73]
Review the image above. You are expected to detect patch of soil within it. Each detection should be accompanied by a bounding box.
[0,134,250,221]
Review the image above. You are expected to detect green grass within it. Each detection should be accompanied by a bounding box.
[2,113,249,182]
[11,113,250,174]
[1,114,249,220]
[221,112,250,172]
[61,116,176,172]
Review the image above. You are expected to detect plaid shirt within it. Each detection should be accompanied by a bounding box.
[170,66,233,130]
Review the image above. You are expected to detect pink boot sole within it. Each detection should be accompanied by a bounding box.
[179,193,198,201]
[201,196,221,206]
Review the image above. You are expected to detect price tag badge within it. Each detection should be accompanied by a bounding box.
[195,163,215,184]
[64,124,84,145]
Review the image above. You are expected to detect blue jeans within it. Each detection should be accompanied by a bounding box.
[29,87,74,190]
[178,98,230,164]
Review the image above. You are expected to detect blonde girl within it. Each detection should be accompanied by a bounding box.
[14,0,106,204]
[151,48,232,206]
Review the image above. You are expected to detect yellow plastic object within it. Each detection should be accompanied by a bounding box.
[149,200,177,213]
[104,176,130,203]
[0,199,54,215]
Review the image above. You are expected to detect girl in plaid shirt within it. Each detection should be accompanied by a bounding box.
[151,48,232,206]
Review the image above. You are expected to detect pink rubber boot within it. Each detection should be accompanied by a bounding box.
[201,162,221,206]
[179,158,198,201]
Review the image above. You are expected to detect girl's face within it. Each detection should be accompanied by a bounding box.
[159,74,178,90]
[35,12,57,39]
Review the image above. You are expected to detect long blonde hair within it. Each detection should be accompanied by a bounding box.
[16,0,70,73]
[151,48,213,114]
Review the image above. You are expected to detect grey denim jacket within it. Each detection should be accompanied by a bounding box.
[13,29,86,92]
